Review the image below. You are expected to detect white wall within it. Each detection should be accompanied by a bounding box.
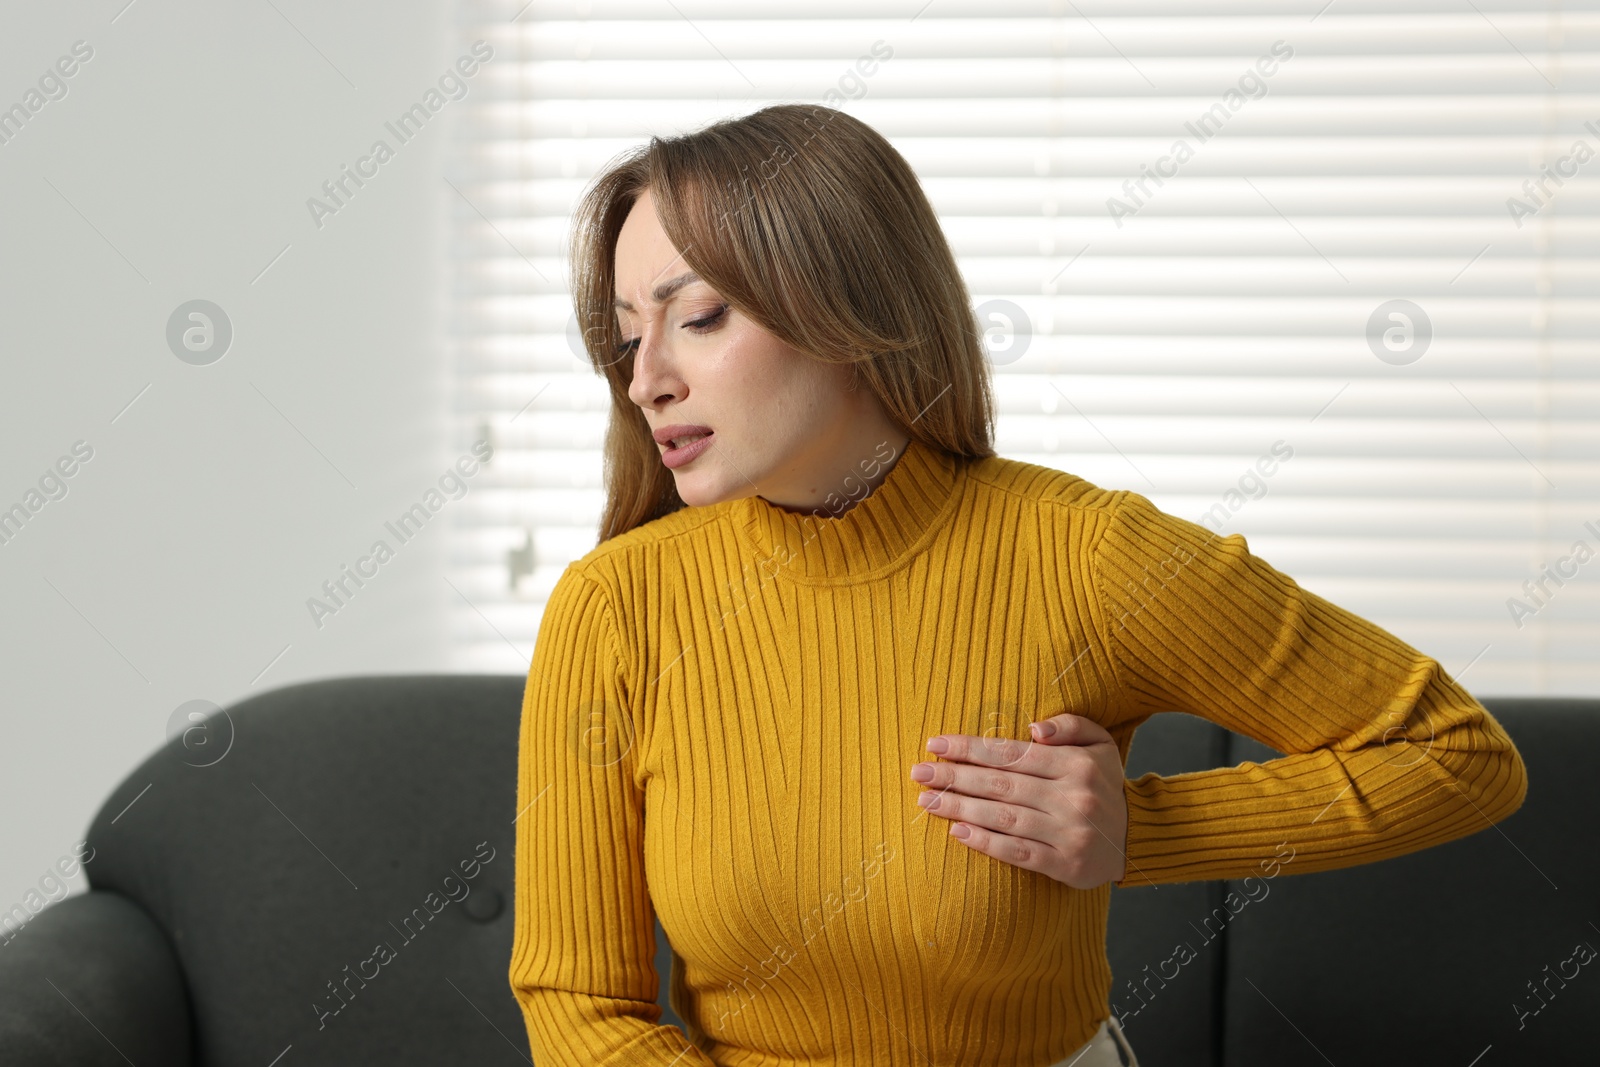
[0,2,459,915]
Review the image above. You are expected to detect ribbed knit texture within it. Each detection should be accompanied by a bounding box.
[510,435,1527,1066]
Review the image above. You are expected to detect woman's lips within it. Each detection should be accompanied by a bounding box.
[662,431,713,469]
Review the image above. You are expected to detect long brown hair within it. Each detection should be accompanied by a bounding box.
[567,103,997,543]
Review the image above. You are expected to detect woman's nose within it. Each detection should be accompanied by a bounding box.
[627,330,679,408]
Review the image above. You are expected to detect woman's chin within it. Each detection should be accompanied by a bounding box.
[672,474,725,509]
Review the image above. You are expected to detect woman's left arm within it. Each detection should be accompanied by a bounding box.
[1083,489,1528,889]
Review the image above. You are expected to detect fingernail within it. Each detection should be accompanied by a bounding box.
[917,792,938,809]
[1031,720,1056,739]
[926,737,948,754]
[910,763,934,782]
[950,823,971,839]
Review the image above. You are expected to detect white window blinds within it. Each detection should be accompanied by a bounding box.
[445,1,1600,696]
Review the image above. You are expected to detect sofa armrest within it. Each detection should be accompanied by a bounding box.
[0,890,193,1066]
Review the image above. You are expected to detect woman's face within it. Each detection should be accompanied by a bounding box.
[616,187,905,512]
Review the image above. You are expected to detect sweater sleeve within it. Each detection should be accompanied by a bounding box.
[509,563,714,1065]
[1086,490,1528,889]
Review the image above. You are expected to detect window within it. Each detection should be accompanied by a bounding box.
[447,1,1600,695]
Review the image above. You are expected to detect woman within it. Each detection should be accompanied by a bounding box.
[509,103,1527,1067]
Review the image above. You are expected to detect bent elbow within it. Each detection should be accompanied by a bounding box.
[1489,742,1529,825]
[1432,737,1528,832]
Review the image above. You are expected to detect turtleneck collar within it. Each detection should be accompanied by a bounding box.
[730,435,966,584]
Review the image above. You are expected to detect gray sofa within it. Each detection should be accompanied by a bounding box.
[0,676,1590,1064]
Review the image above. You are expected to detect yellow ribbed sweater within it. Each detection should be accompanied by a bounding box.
[510,435,1527,1066]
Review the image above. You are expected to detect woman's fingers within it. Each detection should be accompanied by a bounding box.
[912,713,1131,888]
[919,714,1113,776]
[938,817,1057,876]
[916,782,1052,841]
[912,756,1101,819]
[1028,712,1114,746]
[926,729,1059,776]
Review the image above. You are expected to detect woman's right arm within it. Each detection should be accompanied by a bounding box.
[510,562,714,1066]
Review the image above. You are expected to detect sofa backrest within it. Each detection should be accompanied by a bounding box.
[1103,711,1233,1067]
[85,675,528,1067]
[1105,699,1600,1067]
[1217,699,1598,1066]
[83,677,1592,1067]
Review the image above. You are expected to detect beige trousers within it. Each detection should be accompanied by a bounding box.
[1047,1014,1139,1067]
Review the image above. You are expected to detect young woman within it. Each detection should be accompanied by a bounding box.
[509,103,1527,1067]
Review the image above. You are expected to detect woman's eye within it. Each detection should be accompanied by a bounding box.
[684,305,728,332]
[614,305,727,354]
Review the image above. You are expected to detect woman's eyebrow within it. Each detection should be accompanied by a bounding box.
[613,270,701,311]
